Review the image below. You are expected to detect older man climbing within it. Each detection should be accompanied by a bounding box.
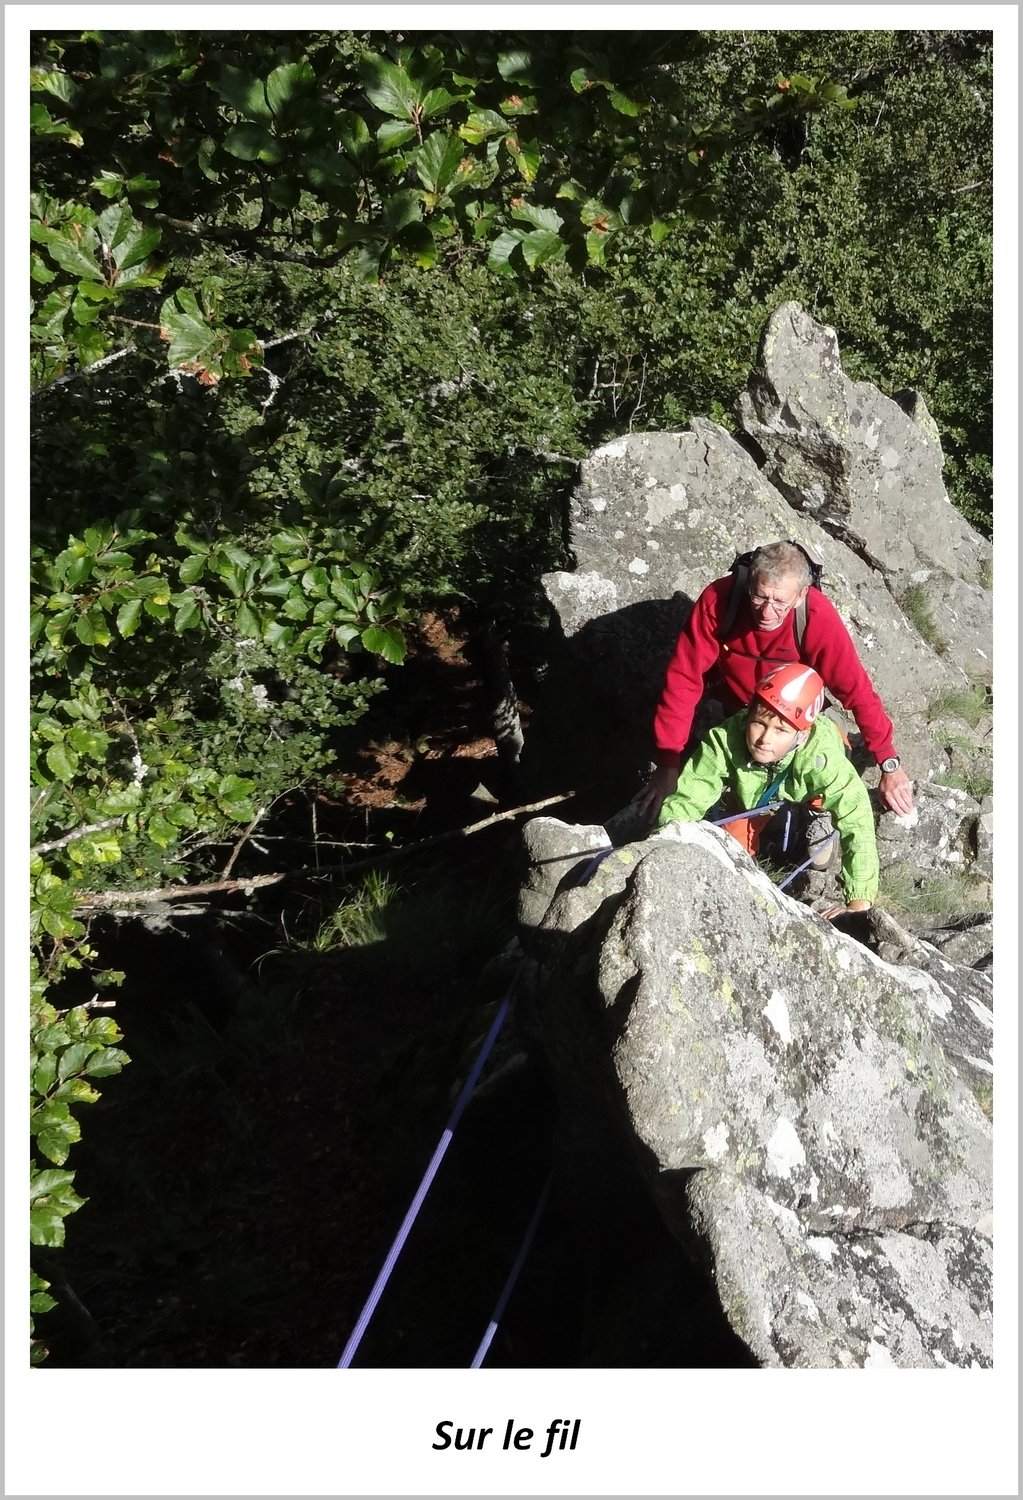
[636,541,914,822]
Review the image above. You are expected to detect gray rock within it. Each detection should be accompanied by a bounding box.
[876,780,980,878]
[735,303,992,683]
[975,795,994,880]
[524,817,993,1368]
[687,1174,992,1368]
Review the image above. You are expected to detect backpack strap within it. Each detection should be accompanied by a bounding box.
[717,560,750,644]
[793,592,808,651]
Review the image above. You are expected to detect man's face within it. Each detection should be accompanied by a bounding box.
[746,703,801,764]
[748,570,808,631]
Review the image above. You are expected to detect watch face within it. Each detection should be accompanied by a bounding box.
[881,758,900,774]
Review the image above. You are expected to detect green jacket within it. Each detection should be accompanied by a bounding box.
[658,711,879,903]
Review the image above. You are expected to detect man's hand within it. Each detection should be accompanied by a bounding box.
[821,899,873,921]
[878,766,914,815]
[635,763,681,824]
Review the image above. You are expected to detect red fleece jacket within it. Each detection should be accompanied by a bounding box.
[652,575,898,768]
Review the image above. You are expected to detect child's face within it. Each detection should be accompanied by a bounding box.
[746,703,801,764]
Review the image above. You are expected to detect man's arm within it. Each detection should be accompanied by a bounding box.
[806,594,914,814]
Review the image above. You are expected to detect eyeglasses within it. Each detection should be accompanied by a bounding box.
[748,587,802,615]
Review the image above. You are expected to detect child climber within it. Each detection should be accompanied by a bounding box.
[657,663,879,920]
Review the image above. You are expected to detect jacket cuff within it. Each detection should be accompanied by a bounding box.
[844,883,878,904]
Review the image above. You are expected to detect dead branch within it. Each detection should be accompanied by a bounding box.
[72,790,581,912]
[32,818,125,855]
[32,345,137,399]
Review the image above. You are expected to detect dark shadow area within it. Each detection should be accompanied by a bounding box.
[520,592,694,805]
[40,827,756,1370]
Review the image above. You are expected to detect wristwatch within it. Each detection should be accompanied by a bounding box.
[880,756,901,774]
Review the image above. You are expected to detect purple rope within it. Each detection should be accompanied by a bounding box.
[471,1171,554,1369]
[577,845,615,883]
[337,989,513,1368]
[710,800,783,827]
[777,830,839,890]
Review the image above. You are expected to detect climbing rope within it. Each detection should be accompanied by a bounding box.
[337,985,515,1368]
[710,799,784,827]
[777,829,839,890]
[470,1170,554,1369]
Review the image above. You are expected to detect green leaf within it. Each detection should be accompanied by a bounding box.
[31,1205,68,1246]
[159,292,217,367]
[336,110,373,159]
[507,136,541,183]
[84,1046,130,1079]
[37,226,104,283]
[520,229,566,270]
[30,1167,75,1198]
[75,610,112,646]
[361,55,421,118]
[416,131,464,195]
[31,67,79,106]
[30,102,83,145]
[235,602,261,638]
[398,223,437,268]
[116,597,144,637]
[57,1042,96,1082]
[214,65,271,122]
[497,51,537,86]
[510,202,564,233]
[421,86,459,117]
[174,596,201,631]
[44,742,78,783]
[609,89,645,117]
[147,811,178,849]
[381,191,422,235]
[35,1119,81,1168]
[31,251,56,284]
[265,59,315,119]
[376,119,417,153]
[361,624,406,664]
[460,109,508,145]
[223,122,280,163]
[32,1055,57,1096]
[66,725,110,758]
[487,229,527,272]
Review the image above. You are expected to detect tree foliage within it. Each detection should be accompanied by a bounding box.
[27,26,992,1362]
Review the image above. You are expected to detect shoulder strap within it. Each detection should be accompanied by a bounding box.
[717,564,748,643]
[794,593,808,651]
[754,769,789,809]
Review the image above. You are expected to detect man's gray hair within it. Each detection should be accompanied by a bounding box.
[750,541,812,590]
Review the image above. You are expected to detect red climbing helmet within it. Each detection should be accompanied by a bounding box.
[754,663,826,730]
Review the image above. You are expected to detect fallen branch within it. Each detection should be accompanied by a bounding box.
[32,818,125,855]
[72,790,581,912]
